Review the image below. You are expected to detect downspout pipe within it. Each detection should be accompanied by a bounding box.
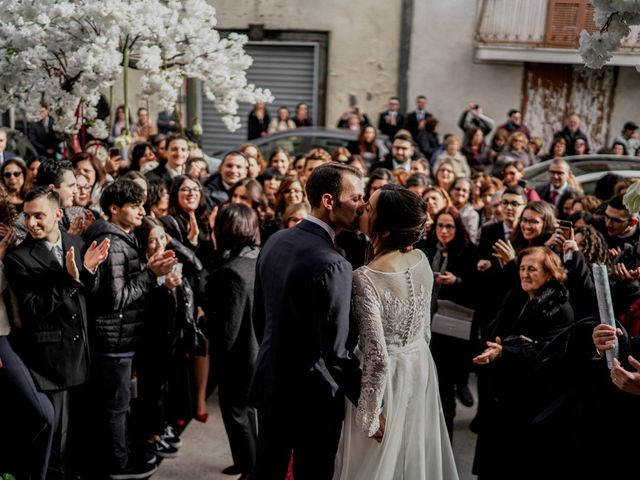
[397,0,414,113]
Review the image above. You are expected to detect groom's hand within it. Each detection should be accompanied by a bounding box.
[372,413,386,443]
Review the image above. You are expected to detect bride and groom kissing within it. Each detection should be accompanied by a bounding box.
[249,163,458,480]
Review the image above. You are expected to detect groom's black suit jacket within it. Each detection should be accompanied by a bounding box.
[249,218,362,411]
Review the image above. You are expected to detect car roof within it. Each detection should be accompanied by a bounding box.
[254,127,358,138]
[212,127,361,157]
[524,154,640,184]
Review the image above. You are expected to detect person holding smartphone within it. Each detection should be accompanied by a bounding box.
[493,201,596,319]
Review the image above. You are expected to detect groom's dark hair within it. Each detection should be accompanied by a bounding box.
[306,163,362,209]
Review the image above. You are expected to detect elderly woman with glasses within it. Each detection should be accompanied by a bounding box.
[492,200,596,319]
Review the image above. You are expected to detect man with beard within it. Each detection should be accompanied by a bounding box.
[249,163,366,479]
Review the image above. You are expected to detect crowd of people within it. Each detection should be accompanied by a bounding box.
[0,91,640,480]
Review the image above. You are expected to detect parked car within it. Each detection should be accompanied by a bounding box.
[524,155,640,195]
[213,127,390,159]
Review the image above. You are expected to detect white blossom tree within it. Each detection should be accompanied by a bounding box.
[580,0,640,69]
[0,0,272,139]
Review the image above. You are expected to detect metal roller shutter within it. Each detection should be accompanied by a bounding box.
[201,42,318,155]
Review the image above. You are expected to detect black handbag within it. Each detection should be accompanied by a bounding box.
[184,318,207,357]
[177,282,207,357]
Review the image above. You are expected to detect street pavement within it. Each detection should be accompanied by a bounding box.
[156,374,479,480]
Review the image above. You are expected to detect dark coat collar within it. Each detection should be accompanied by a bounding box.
[526,280,569,319]
[24,230,81,272]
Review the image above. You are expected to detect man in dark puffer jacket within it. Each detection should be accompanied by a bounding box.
[85,179,176,480]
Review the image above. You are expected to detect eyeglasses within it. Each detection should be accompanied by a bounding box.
[77,186,92,192]
[501,200,524,208]
[178,187,201,194]
[3,171,22,178]
[604,213,629,225]
[436,223,456,230]
[549,170,566,177]
[283,189,303,195]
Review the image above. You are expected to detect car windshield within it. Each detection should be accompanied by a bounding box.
[258,136,302,159]
[525,156,640,185]
[309,136,352,153]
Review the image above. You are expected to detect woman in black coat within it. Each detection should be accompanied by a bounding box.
[492,201,597,320]
[134,216,204,457]
[161,175,216,420]
[472,246,574,479]
[423,206,478,438]
[204,204,260,477]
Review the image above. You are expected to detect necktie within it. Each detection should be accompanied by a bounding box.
[550,190,558,205]
[52,245,64,268]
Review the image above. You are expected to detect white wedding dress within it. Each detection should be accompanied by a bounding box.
[338,249,458,480]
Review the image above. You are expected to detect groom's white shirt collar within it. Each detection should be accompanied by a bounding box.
[306,215,336,243]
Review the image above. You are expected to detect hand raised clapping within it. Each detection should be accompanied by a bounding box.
[492,240,515,268]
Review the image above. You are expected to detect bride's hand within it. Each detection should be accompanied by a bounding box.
[371,412,386,443]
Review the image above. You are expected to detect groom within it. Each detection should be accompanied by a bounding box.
[250,163,367,479]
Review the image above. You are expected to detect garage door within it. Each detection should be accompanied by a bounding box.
[201,42,318,155]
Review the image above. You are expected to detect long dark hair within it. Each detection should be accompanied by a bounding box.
[427,206,470,253]
[357,125,379,156]
[574,225,609,266]
[510,201,556,252]
[129,142,155,172]
[134,216,165,260]
[214,203,260,253]
[230,178,269,213]
[367,184,427,261]
[274,176,305,214]
[1,158,28,197]
[365,168,394,200]
[167,175,210,236]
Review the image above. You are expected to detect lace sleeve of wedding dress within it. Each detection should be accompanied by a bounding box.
[352,269,388,437]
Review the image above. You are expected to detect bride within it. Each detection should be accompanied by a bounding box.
[339,184,458,479]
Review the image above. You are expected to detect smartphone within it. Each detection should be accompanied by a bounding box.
[171,262,183,276]
[109,147,121,157]
[558,220,573,240]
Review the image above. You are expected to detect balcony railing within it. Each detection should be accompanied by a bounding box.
[476,0,640,53]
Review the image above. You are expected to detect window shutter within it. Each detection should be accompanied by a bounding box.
[545,0,597,48]
[583,3,598,33]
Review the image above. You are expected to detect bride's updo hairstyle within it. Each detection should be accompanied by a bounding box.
[369,184,427,259]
